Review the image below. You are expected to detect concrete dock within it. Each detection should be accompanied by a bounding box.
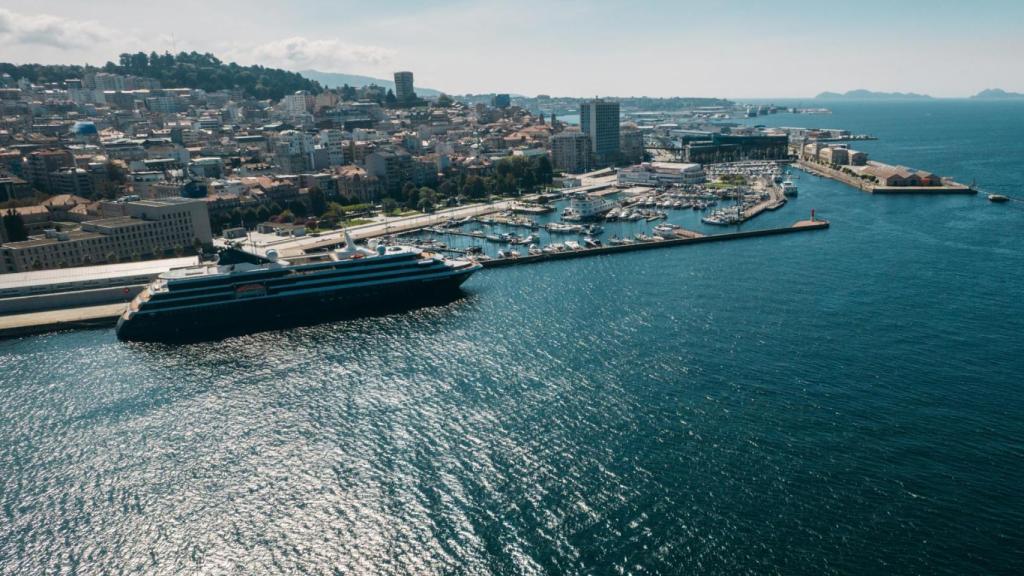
[479,220,829,268]
[0,303,123,339]
[796,160,975,194]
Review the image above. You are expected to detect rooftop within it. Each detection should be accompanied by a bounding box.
[0,256,198,292]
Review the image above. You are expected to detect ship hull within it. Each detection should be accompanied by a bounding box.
[116,269,475,342]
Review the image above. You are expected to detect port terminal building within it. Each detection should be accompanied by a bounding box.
[0,198,211,274]
[617,162,705,187]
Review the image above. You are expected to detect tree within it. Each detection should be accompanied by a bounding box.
[256,205,271,222]
[463,176,487,199]
[382,198,399,214]
[322,202,346,225]
[496,174,516,196]
[533,155,553,185]
[436,93,454,107]
[438,179,459,198]
[400,181,417,204]
[385,89,398,107]
[278,209,295,223]
[287,199,308,218]
[2,209,28,242]
[308,187,327,216]
[417,187,438,213]
[242,208,259,228]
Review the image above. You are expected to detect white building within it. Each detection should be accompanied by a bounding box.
[283,91,314,116]
[318,129,347,166]
[616,162,705,187]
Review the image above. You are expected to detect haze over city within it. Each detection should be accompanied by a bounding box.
[2,0,1022,98]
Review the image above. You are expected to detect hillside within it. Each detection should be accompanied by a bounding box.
[0,52,322,101]
[300,69,442,97]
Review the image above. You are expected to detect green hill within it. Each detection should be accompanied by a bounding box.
[1,52,322,101]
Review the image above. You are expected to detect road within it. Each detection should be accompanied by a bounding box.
[271,200,520,256]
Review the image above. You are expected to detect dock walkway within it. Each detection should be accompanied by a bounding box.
[0,303,124,339]
[480,220,828,268]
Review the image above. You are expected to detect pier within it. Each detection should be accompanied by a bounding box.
[796,160,975,194]
[0,303,123,339]
[477,220,829,268]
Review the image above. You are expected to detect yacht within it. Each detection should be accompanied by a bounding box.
[781,179,798,196]
[561,192,616,221]
[702,206,745,226]
[545,222,583,234]
[116,232,480,342]
[988,194,1009,203]
[652,224,680,239]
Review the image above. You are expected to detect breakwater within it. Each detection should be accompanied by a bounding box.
[479,220,829,268]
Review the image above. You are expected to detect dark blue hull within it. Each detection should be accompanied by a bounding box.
[116,269,475,342]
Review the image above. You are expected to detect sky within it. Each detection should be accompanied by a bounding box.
[1,0,1022,98]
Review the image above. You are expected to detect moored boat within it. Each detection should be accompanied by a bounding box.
[116,232,480,342]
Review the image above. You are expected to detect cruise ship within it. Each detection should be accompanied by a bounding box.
[116,233,480,341]
[561,192,616,221]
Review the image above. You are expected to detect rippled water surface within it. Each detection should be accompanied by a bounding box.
[2,102,1023,574]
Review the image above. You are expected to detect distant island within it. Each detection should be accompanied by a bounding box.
[815,89,932,100]
[301,70,442,97]
[971,88,1024,99]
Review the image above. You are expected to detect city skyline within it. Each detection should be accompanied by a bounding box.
[2,0,1023,98]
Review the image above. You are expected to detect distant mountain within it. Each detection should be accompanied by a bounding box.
[299,70,442,97]
[815,89,933,100]
[971,88,1024,99]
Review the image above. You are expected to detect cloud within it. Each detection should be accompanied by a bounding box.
[224,36,396,73]
[0,8,114,50]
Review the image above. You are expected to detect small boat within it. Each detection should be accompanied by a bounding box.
[608,236,625,246]
[545,222,583,234]
[565,240,581,251]
[988,194,1009,203]
[528,244,543,256]
[583,236,601,248]
[652,224,679,239]
[781,179,798,196]
[511,233,537,245]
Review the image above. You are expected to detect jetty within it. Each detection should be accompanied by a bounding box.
[478,219,829,268]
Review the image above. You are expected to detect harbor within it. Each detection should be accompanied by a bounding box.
[0,217,828,338]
